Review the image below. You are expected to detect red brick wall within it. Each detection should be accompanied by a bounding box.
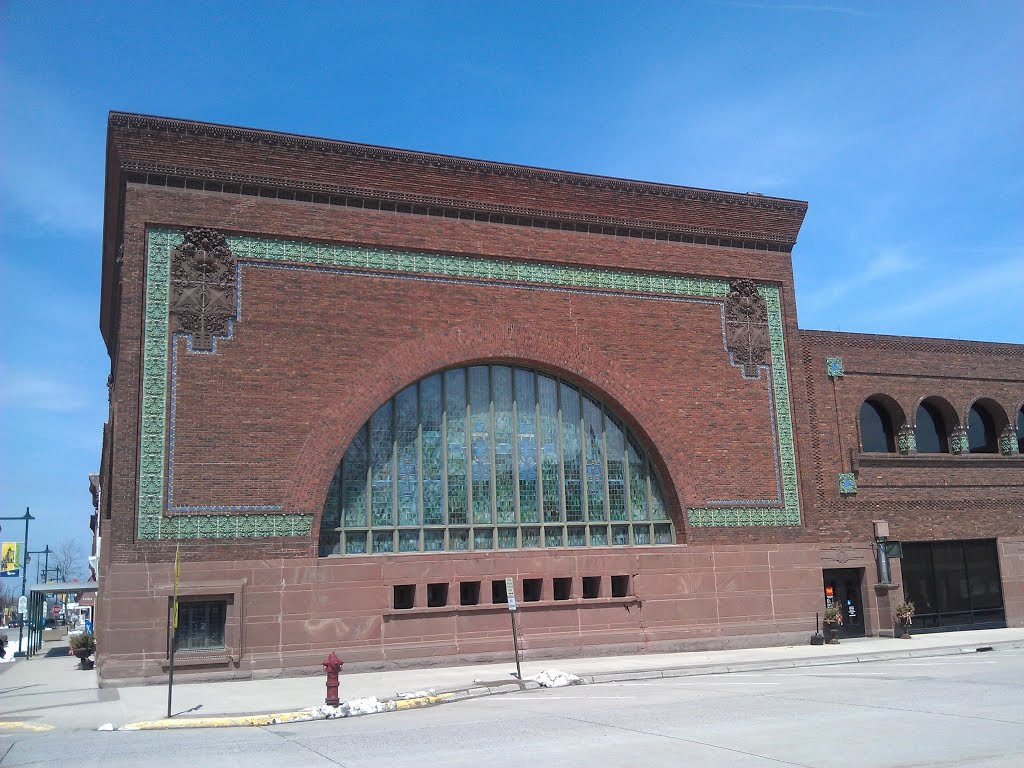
[101,181,818,567]
[799,330,1024,543]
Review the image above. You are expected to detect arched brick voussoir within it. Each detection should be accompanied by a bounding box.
[284,319,692,539]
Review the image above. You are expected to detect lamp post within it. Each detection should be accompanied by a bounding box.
[1,508,34,657]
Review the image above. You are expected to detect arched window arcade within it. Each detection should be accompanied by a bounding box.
[319,364,675,556]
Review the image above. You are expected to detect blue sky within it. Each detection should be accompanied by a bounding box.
[1,1,1021,563]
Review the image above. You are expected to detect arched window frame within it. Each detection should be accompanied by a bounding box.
[858,395,901,453]
[914,397,956,454]
[319,364,675,556]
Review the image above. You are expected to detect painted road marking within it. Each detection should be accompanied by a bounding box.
[0,722,55,732]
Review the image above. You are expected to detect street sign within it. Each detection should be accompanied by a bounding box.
[18,595,27,614]
[505,577,517,612]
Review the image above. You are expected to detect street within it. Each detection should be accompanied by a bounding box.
[3,649,1023,767]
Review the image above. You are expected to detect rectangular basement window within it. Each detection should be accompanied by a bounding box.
[611,575,631,598]
[553,577,572,601]
[582,576,601,599]
[460,581,481,606]
[491,580,509,604]
[393,584,416,610]
[523,578,543,602]
[174,600,227,652]
[427,583,449,608]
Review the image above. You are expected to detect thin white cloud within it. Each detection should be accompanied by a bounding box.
[0,371,90,412]
[800,245,921,316]
[705,1,868,16]
[0,77,103,237]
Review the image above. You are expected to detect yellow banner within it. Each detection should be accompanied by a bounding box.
[1,542,22,574]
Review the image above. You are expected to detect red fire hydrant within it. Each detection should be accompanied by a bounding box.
[323,652,344,706]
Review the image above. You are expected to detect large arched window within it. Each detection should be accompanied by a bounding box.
[967,402,999,454]
[319,365,674,556]
[859,397,896,453]
[915,399,951,454]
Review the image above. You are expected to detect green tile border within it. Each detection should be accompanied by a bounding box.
[140,228,801,539]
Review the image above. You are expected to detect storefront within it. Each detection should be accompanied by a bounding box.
[900,540,1005,631]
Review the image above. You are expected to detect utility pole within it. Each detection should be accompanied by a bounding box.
[0,508,34,658]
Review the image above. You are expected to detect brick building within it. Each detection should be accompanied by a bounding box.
[94,113,1024,684]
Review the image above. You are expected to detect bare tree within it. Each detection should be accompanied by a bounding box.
[52,539,85,582]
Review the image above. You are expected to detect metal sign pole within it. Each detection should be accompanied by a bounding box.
[505,577,522,680]
[167,543,181,719]
[15,509,33,657]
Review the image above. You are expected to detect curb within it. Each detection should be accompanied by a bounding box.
[113,638,1024,731]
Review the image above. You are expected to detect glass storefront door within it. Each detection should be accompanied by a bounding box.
[822,568,866,638]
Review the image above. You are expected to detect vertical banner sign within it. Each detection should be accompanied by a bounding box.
[505,577,522,680]
[167,543,181,719]
[1,542,22,578]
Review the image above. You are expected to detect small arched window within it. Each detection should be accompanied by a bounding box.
[967,404,998,454]
[859,399,895,452]
[915,400,949,453]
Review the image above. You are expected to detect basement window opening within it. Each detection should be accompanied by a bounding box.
[523,578,543,602]
[427,583,449,608]
[460,581,481,606]
[582,576,601,599]
[553,577,572,601]
[611,575,631,598]
[393,584,415,610]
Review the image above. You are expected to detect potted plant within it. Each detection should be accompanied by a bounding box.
[895,599,915,639]
[823,604,843,644]
[69,632,96,669]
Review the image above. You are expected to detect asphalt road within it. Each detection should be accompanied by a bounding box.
[4,649,1023,767]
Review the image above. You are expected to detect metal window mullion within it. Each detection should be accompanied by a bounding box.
[415,381,423,552]
[556,377,566,530]
[578,387,588,526]
[464,368,472,535]
[440,372,449,548]
[534,369,544,526]
[601,406,611,534]
[391,398,398,553]
[488,365,497,531]
[512,389,521,547]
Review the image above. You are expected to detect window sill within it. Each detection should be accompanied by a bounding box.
[161,652,232,668]
[385,595,639,617]
[855,453,1022,470]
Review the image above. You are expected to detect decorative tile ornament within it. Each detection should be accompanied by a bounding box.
[169,229,238,352]
[838,472,857,495]
[140,228,803,539]
[825,357,844,378]
[999,426,1019,456]
[950,426,970,455]
[897,425,918,455]
[724,279,771,377]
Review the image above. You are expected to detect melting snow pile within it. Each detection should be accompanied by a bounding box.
[305,697,392,721]
[526,670,583,688]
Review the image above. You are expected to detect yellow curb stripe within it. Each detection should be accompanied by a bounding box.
[0,722,55,732]
[121,710,314,730]
[393,693,453,710]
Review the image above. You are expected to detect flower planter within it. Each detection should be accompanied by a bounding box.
[72,646,95,670]
[823,621,841,644]
[898,619,912,639]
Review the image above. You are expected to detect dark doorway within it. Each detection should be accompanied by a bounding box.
[822,568,866,638]
[900,540,1005,631]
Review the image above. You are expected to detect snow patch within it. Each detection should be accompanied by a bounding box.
[96,723,114,731]
[305,696,392,720]
[526,669,583,688]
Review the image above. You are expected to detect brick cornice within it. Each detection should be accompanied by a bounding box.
[108,111,807,223]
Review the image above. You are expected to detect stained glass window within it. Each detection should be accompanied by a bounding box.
[319,365,674,554]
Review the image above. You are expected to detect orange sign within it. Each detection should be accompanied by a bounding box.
[825,587,834,596]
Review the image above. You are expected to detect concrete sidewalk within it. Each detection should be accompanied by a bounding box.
[2,628,1023,731]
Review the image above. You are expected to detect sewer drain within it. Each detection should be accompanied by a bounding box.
[975,646,994,652]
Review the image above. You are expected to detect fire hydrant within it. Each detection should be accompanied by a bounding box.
[323,652,344,706]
